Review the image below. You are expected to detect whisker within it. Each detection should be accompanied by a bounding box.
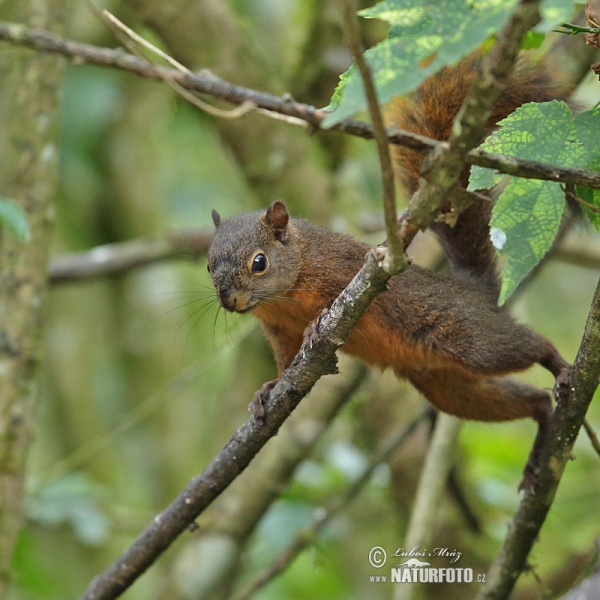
[151,298,216,323]
[150,297,217,326]
[183,301,219,358]
[152,290,217,297]
[211,304,223,356]
[181,274,216,290]
[154,295,217,311]
[175,298,219,346]
[224,309,235,348]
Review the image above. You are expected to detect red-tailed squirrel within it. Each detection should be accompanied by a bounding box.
[207,56,571,487]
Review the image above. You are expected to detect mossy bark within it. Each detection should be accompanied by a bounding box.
[0,0,67,591]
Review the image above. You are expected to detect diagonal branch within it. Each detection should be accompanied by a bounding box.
[0,21,599,190]
[404,0,543,233]
[80,243,400,600]
[477,274,600,600]
[232,409,431,600]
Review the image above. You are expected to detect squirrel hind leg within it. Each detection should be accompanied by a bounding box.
[405,368,553,489]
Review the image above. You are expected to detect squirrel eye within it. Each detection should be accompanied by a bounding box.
[251,253,268,274]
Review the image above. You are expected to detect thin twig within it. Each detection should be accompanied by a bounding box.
[100,7,188,72]
[232,410,430,600]
[555,22,600,35]
[392,414,462,600]
[344,0,403,267]
[1,22,600,190]
[583,418,600,458]
[96,7,257,120]
[562,184,600,214]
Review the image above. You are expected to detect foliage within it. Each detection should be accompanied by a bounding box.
[324,0,597,305]
[323,0,579,125]
[469,102,600,303]
[2,1,599,600]
[0,196,28,241]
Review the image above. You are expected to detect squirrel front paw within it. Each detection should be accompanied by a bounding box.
[248,379,279,425]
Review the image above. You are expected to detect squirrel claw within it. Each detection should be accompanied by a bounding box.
[302,308,329,350]
[554,368,571,403]
[519,463,539,493]
[249,379,279,425]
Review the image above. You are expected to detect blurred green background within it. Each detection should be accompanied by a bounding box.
[3,1,599,599]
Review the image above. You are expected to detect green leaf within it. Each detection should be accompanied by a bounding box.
[469,100,583,303]
[0,196,29,240]
[574,106,600,167]
[519,31,545,49]
[323,64,357,112]
[469,167,506,192]
[482,101,583,165]
[322,0,518,127]
[470,100,585,190]
[492,178,565,304]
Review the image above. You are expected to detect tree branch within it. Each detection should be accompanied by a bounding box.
[47,223,600,287]
[80,245,401,600]
[392,414,462,600]
[0,21,599,190]
[0,2,66,592]
[232,409,431,600]
[48,229,211,283]
[477,274,600,600]
[63,1,590,597]
[182,364,369,598]
[404,0,543,235]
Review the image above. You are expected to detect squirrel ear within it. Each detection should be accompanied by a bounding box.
[211,209,222,229]
[264,200,289,242]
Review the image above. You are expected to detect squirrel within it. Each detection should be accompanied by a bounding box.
[207,55,571,488]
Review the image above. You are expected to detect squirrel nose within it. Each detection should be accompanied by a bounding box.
[218,289,238,311]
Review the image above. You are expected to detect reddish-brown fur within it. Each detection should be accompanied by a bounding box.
[208,56,571,486]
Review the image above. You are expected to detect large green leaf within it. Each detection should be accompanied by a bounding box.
[322,0,578,127]
[0,196,29,241]
[491,178,565,304]
[469,100,586,303]
[323,0,518,126]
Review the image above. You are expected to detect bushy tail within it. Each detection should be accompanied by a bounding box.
[389,54,570,295]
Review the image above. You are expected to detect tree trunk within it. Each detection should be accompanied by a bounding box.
[0,0,67,592]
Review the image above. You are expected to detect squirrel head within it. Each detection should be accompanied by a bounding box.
[207,200,300,313]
